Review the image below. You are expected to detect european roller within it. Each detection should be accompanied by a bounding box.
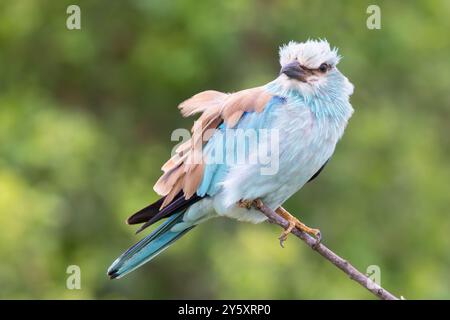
[108,39,354,279]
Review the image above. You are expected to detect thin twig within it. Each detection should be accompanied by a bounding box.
[253,199,399,300]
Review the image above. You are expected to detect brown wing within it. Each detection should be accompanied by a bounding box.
[152,86,273,210]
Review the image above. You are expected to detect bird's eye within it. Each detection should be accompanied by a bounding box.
[318,63,329,73]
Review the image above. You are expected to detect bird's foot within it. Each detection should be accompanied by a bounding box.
[276,207,321,248]
[238,199,255,210]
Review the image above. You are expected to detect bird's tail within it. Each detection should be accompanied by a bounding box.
[107,210,193,279]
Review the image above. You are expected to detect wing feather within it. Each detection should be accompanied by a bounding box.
[154,86,273,209]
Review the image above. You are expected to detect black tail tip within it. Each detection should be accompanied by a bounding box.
[135,224,147,235]
[107,269,120,280]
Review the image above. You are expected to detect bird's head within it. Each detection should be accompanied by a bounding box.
[276,39,354,98]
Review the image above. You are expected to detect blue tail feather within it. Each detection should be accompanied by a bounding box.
[107,210,193,279]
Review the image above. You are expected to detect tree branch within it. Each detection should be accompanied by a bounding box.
[253,199,400,300]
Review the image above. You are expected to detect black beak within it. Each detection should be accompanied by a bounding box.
[280,61,306,81]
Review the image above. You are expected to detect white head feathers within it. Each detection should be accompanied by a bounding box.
[266,39,353,99]
[279,39,341,69]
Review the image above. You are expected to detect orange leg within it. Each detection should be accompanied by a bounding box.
[275,206,321,247]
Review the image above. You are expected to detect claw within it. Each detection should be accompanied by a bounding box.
[238,199,254,210]
[312,230,322,249]
[275,206,322,247]
[278,221,295,248]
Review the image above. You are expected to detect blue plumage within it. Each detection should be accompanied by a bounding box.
[108,39,354,279]
[108,211,194,279]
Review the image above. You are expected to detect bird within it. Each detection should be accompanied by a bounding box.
[107,39,354,279]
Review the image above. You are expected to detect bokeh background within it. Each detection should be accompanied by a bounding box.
[1,0,449,299]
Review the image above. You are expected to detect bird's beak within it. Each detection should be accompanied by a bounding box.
[280,61,307,82]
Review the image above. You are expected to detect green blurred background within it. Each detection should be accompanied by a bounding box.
[1,0,449,299]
